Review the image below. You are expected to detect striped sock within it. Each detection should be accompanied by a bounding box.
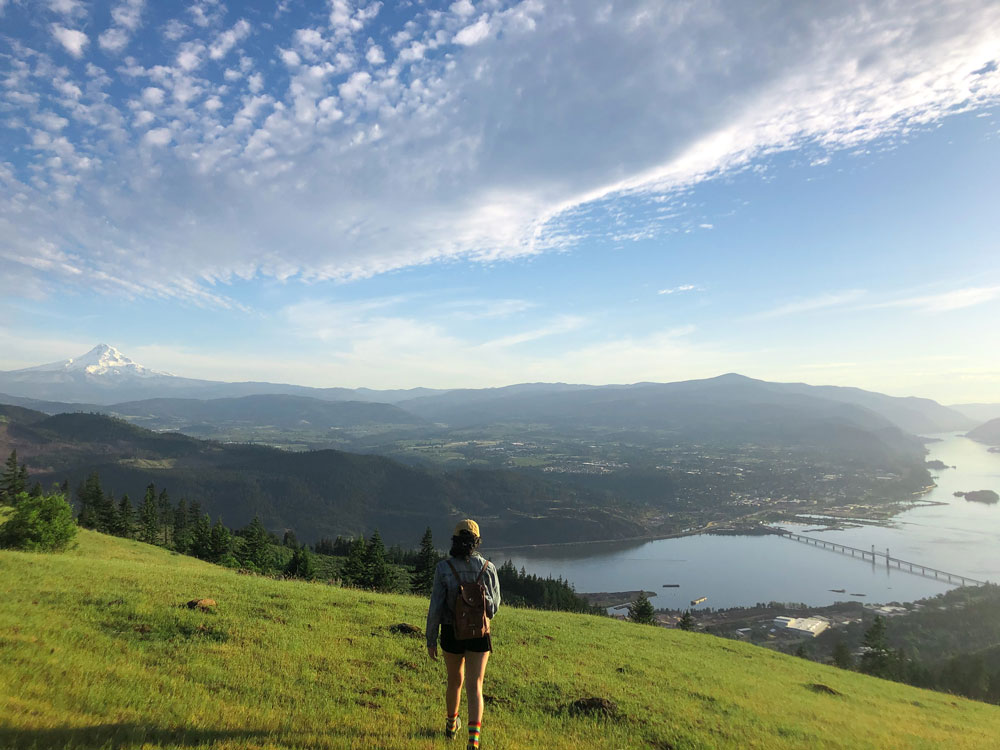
[467,722,481,749]
[445,713,459,739]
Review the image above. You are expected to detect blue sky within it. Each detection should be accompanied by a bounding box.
[1,0,999,402]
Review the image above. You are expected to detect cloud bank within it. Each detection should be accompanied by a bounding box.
[2,0,1000,304]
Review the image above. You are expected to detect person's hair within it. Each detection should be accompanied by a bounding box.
[449,530,481,559]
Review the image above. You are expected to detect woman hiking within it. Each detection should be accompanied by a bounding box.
[426,519,501,748]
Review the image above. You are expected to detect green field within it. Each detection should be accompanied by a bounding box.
[2,531,999,749]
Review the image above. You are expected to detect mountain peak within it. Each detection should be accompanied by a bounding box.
[18,344,168,378]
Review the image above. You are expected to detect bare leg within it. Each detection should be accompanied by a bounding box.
[463,650,490,725]
[444,651,465,718]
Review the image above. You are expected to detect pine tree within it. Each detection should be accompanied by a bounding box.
[75,479,94,528]
[98,490,119,535]
[282,529,298,548]
[29,482,43,498]
[157,489,172,546]
[859,616,895,679]
[138,484,160,544]
[1,450,26,504]
[411,526,439,595]
[117,494,134,538]
[341,536,368,587]
[209,518,232,563]
[677,610,695,631]
[628,592,657,625]
[190,513,213,560]
[173,499,190,553]
[284,544,316,580]
[832,639,854,670]
[365,529,391,591]
[241,516,272,571]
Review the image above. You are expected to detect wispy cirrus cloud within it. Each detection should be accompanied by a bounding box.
[867,285,1000,313]
[750,290,867,320]
[658,284,700,295]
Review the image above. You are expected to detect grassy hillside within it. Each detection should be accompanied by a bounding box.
[2,533,999,749]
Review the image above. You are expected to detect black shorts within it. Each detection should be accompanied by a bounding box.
[440,623,492,655]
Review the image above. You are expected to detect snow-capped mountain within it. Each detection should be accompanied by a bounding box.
[0,345,443,405]
[20,344,169,378]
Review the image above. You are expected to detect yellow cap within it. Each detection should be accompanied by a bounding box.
[454,519,480,538]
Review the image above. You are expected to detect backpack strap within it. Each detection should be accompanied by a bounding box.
[445,559,463,584]
[475,559,490,584]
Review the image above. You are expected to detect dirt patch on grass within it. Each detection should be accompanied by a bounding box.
[567,697,619,718]
[805,683,843,697]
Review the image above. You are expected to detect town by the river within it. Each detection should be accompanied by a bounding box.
[496,434,1000,610]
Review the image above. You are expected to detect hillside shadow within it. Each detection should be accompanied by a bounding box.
[0,723,281,749]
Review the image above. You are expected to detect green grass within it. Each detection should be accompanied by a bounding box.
[2,531,1000,749]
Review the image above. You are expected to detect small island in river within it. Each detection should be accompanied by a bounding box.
[925,460,951,470]
[953,490,1000,505]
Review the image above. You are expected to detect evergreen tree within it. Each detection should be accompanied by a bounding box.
[832,639,854,670]
[628,592,657,625]
[173,499,190,553]
[188,500,203,528]
[1,450,27,504]
[241,516,273,571]
[117,494,134,538]
[677,610,696,631]
[29,482,43,498]
[209,518,232,563]
[284,544,316,580]
[411,527,439,595]
[860,616,895,679]
[157,489,172,546]
[341,536,368,587]
[365,529,391,591]
[138,484,160,544]
[282,529,298,548]
[98,490,119,535]
[75,473,106,530]
[190,513,212,560]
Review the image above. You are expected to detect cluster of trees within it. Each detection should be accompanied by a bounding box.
[496,559,600,614]
[72,470,317,578]
[0,451,77,552]
[825,614,1000,704]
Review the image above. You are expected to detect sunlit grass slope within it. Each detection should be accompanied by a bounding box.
[2,531,999,750]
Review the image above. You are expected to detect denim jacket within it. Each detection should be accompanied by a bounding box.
[425,553,501,648]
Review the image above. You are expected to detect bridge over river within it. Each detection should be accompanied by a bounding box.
[775,529,990,588]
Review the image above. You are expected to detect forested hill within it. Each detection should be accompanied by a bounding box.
[0,409,640,546]
[2,530,1000,749]
[968,418,1000,445]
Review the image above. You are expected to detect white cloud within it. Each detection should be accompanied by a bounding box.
[5,0,1000,307]
[453,15,491,46]
[111,0,145,31]
[365,44,385,65]
[98,27,131,53]
[143,127,172,146]
[176,41,205,71]
[658,284,698,295]
[48,0,82,15]
[210,19,251,60]
[51,25,89,57]
[451,0,475,17]
[142,86,165,105]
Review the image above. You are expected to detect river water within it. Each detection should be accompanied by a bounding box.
[495,435,1000,609]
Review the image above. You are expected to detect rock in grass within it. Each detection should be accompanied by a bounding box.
[568,697,619,717]
[806,683,843,696]
[388,623,422,637]
[186,598,217,611]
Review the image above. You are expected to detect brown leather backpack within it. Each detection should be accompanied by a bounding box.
[446,559,490,640]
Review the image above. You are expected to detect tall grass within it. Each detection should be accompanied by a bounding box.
[1,530,999,749]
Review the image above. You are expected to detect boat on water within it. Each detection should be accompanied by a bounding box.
[663,584,680,588]
[691,596,707,606]
[829,588,846,593]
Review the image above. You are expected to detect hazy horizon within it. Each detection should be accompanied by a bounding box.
[2,1,999,403]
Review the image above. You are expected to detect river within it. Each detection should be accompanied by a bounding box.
[494,434,1000,609]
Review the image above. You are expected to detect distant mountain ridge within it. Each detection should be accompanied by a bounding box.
[967,418,1000,446]
[0,345,974,436]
